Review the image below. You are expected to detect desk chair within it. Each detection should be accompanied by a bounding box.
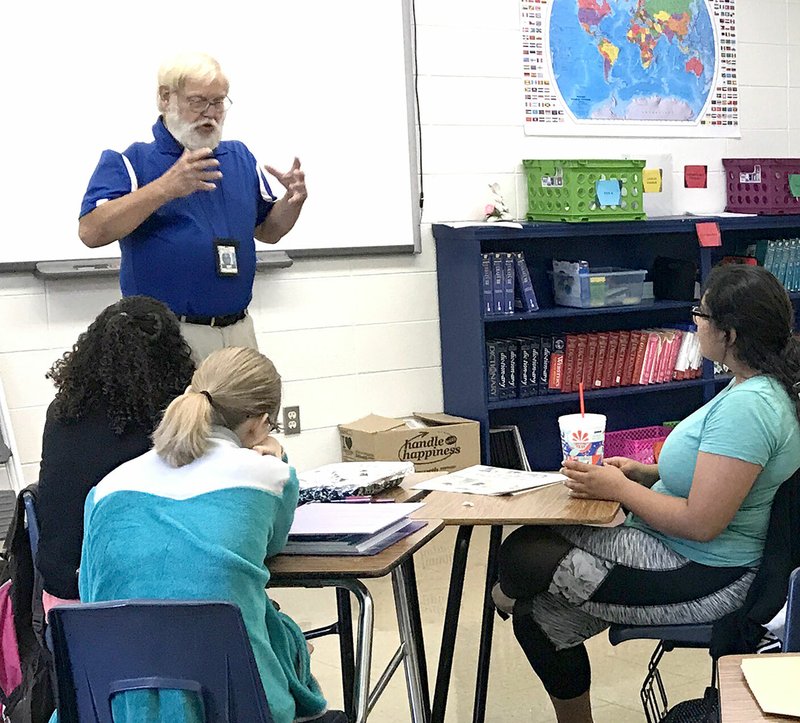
[21,489,39,563]
[48,600,274,723]
[608,623,714,723]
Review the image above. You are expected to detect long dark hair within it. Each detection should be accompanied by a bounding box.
[47,296,195,434]
[703,264,800,421]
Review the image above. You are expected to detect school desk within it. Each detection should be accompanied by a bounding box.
[411,484,620,723]
[718,653,800,722]
[270,518,444,723]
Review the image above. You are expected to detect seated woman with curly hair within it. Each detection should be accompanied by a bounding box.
[36,295,195,615]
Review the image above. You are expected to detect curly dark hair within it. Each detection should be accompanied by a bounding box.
[46,296,195,435]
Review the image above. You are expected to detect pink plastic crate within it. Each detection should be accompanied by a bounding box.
[723,158,800,215]
[604,425,672,465]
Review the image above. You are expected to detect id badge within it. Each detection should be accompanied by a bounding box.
[214,238,239,277]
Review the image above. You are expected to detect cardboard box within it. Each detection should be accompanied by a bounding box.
[338,412,480,473]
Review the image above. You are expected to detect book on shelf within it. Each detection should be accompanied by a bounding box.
[572,333,588,393]
[592,331,609,388]
[548,334,566,393]
[282,501,426,556]
[601,331,619,388]
[507,339,519,399]
[298,461,414,496]
[527,335,541,397]
[481,253,494,315]
[518,337,538,398]
[612,330,630,386]
[497,340,515,400]
[486,340,500,402]
[561,334,578,392]
[631,330,650,386]
[502,252,516,314]
[537,336,553,395]
[411,465,566,496]
[491,253,505,315]
[512,251,539,312]
[583,333,599,391]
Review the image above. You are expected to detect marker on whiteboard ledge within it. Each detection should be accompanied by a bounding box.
[74,262,113,271]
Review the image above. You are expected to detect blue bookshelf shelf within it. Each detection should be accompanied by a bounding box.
[488,378,707,410]
[484,299,694,322]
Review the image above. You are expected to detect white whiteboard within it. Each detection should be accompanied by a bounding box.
[2,0,420,264]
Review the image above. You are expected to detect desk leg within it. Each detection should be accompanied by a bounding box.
[404,558,430,717]
[337,580,374,723]
[472,524,503,723]
[431,525,473,723]
[336,588,356,721]
[392,560,429,723]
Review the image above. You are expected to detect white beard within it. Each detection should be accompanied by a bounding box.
[164,106,224,151]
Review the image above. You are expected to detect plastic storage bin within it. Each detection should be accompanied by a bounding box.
[722,158,800,215]
[551,261,647,308]
[523,159,646,222]
[605,426,672,465]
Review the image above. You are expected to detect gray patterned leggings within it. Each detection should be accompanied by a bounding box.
[497,524,755,699]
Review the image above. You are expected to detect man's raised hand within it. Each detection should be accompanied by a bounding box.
[264,157,307,206]
[161,148,222,199]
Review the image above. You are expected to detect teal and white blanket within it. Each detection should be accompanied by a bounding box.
[69,427,327,723]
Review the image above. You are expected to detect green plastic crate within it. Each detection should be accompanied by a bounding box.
[523,159,646,222]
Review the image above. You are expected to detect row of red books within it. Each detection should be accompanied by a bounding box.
[558,327,703,394]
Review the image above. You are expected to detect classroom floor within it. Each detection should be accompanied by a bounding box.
[270,526,713,722]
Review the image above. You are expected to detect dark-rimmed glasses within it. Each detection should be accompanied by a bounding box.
[183,95,233,114]
[691,305,713,321]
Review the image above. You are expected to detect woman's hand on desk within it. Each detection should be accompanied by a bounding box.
[560,459,631,501]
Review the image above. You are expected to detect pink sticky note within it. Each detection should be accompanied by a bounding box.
[684,165,708,189]
[696,222,721,247]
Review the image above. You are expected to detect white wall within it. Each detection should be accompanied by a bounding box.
[2,0,799,481]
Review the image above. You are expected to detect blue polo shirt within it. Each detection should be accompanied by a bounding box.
[80,119,275,317]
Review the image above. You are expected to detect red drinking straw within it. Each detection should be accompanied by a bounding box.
[578,382,585,418]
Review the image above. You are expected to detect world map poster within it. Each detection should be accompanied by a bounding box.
[523,0,739,137]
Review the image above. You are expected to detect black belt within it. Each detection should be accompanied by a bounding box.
[179,309,247,328]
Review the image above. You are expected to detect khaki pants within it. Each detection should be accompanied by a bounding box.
[179,313,258,365]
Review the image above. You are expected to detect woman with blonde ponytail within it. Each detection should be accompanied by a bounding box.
[78,347,344,723]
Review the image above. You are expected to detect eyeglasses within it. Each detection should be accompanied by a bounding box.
[266,415,282,435]
[183,95,233,114]
[691,305,713,321]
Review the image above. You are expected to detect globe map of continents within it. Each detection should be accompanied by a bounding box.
[550,0,716,121]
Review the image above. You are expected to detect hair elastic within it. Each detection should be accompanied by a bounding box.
[200,390,213,405]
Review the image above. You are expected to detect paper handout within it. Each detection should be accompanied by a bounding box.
[411,465,567,496]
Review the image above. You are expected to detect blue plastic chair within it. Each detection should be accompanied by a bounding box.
[48,600,274,723]
[22,487,39,564]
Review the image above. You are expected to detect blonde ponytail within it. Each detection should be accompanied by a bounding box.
[152,347,282,468]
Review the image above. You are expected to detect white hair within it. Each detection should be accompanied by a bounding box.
[156,52,228,113]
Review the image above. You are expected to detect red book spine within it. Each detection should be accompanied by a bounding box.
[665,330,684,382]
[573,334,588,392]
[592,332,609,388]
[631,330,650,386]
[620,330,640,387]
[562,334,578,392]
[602,331,620,388]
[613,331,630,387]
[583,334,599,391]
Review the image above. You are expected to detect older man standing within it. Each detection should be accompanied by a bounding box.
[79,52,306,361]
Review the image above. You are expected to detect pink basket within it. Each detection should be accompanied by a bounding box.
[723,158,800,215]
[604,426,672,465]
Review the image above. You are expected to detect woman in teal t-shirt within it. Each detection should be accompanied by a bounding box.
[495,265,800,723]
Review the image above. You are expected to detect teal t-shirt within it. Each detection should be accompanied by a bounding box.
[625,376,800,567]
